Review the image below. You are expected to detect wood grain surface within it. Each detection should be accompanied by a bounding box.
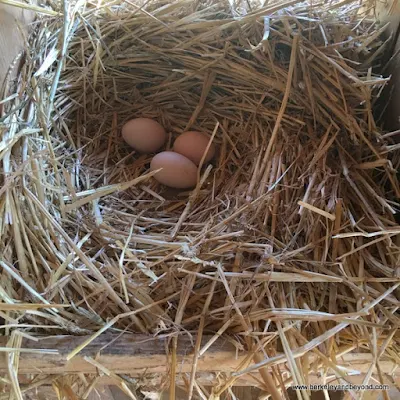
[0,334,398,383]
[0,333,247,375]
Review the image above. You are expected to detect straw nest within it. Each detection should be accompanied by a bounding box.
[0,0,399,398]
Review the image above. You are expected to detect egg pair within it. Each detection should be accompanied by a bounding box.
[121,117,216,189]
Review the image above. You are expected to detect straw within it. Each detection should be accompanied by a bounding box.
[0,0,399,398]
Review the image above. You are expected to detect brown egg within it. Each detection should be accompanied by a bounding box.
[122,118,166,153]
[150,151,198,189]
[173,131,216,165]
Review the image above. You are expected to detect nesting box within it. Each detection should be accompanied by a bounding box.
[0,1,399,399]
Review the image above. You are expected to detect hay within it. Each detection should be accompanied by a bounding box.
[0,0,399,398]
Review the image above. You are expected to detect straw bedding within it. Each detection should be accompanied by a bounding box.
[0,0,399,398]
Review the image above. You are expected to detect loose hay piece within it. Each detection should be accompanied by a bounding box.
[0,0,399,398]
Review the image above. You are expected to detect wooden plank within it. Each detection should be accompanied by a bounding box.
[0,334,247,375]
[0,334,398,381]
[5,335,399,399]
[16,371,263,389]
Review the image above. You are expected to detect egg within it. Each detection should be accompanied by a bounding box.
[173,131,216,165]
[122,118,166,153]
[150,151,198,189]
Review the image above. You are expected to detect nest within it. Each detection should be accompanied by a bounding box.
[0,0,399,398]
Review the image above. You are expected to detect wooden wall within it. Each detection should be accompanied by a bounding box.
[0,4,34,84]
[376,0,400,130]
